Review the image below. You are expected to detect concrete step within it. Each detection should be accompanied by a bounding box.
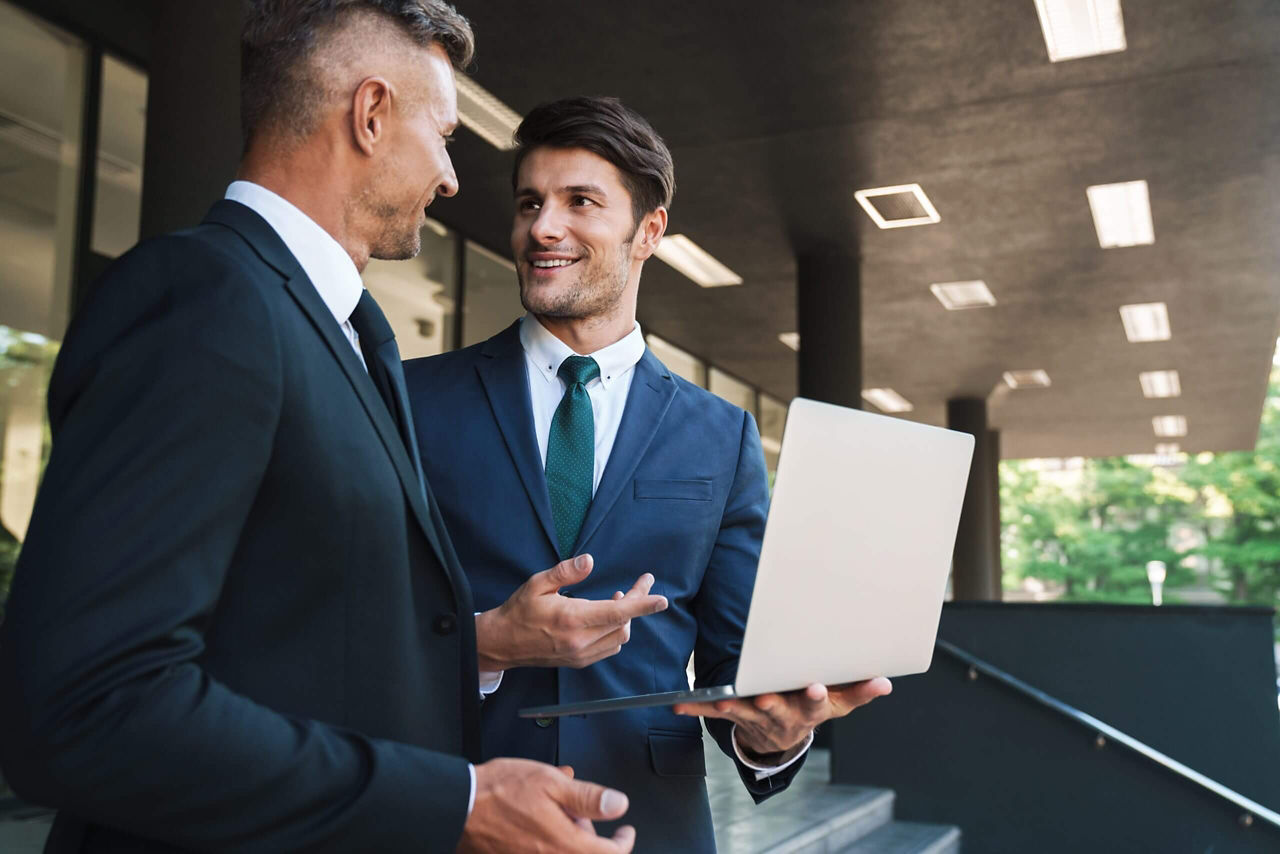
[836,821,961,854]
[750,786,896,854]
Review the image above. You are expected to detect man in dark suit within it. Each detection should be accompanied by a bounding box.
[404,97,893,852]
[0,6,640,853]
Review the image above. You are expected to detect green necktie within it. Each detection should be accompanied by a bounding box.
[546,355,601,559]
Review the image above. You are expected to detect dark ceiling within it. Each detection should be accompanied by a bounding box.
[428,0,1280,460]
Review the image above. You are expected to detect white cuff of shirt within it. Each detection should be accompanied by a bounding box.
[467,763,476,816]
[730,725,814,781]
[475,612,504,697]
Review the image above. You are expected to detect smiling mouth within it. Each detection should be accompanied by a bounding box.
[530,258,579,269]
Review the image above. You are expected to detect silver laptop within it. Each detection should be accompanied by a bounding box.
[518,397,975,719]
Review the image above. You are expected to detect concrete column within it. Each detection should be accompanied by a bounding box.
[140,1,242,239]
[988,430,1003,601]
[796,250,861,408]
[947,398,996,600]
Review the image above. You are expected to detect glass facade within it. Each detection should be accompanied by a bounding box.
[461,240,521,347]
[363,218,458,360]
[90,54,147,259]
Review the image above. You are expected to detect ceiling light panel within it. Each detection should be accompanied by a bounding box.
[1154,443,1181,456]
[1034,0,1127,62]
[1119,302,1171,343]
[778,332,800,351]
[930,280,997,310]
[1087,180,1154,248]
[654,234,742,287]
[455,73,521,150]
[1139,370,1181,399]
[862,388,914,413]
[854,184,941,229]
[1152,415,1187,438]
[1003,370,1052,389]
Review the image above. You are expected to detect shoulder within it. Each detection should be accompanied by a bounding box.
[647,354,755,438]
[403,339,488,386]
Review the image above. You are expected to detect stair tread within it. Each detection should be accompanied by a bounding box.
[837,821,961,854]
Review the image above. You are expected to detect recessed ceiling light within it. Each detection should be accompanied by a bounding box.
[862,388,914,413]
[1003,369,1052,389]
[1154,443,1181,456]
[1119,302,1171,343]
[1139,370,1181,399]
[654,234,743,287]
[1087,180,1154,248]
[778,332,800,351]
[1034,0,1127,63]
[1152,415,1187,438]
[930,280,997,310]
[854,184,941,229]
[455,73,521,150]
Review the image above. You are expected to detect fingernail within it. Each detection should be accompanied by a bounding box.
[876,677,893,694]
[653,596,668,612]
[574,554,590,570]
[600,788,628,816]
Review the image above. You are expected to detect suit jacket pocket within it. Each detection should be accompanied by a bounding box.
[648,729,707,777]
[633,479,713,501]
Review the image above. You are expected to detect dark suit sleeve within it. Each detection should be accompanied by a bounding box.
[690,409,807,801]
[0,237,471,852]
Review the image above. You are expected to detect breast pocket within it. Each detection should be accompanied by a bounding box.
[633,479,713,501]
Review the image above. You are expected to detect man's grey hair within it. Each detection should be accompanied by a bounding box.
[240,0,474,150]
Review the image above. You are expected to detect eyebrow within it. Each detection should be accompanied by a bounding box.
[514,184,609,198]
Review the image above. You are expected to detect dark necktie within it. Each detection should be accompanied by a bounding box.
[348,289,415,460]
[546,355,600,559]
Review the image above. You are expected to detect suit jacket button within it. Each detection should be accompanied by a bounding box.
[433,614,457,635]
[535,717,554,728]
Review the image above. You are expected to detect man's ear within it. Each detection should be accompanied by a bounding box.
[350,76,393,156]
[632,206,668,261]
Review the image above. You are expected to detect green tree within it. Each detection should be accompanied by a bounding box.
[1180,367,1280,606]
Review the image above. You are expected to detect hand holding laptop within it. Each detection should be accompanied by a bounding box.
[673,678,893,759]
[476,553,669,671]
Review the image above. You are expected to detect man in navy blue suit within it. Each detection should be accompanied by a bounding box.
[404,96,892,852]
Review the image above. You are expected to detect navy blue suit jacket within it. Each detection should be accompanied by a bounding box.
[405,321,805,853]
[0,201,480,852]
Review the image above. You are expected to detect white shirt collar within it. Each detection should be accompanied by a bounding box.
[519,315,646,390]
[225,180,364,329]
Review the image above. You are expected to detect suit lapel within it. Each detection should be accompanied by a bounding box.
[475,324,561,558]
[575,350,677,554]
[204,200,451,572]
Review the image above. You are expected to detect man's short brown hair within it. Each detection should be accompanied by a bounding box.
[240,0,474,149]
[512,96,676,227]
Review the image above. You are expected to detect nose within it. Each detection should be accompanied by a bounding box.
[529,204,565,245]
[437,157,459,199]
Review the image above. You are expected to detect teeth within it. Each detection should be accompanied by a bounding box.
[532,259,575,268]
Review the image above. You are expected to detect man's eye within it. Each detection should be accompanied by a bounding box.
[572,196,595,206]
[518,200,541,212]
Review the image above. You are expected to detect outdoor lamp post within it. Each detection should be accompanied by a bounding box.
[1146,560,1167,607]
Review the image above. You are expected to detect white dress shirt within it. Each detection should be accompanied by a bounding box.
[223,181,483,815]
[518,316,811,778]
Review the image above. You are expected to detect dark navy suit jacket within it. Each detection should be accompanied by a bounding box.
[0,201,480,852]
[405,321,805,853]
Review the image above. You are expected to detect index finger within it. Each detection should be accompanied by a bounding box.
[575,593,668,628]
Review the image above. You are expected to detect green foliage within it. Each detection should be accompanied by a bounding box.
[1003,364,1280,614]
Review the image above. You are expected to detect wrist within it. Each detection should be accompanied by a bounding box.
[474,609,508,673]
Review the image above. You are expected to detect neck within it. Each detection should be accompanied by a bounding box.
[237,139,373,271]
[533,306,636,356]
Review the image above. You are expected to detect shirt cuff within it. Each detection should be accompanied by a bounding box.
[467,763,477,817]
[731,725,814,781]
[474,611,504,698]
[478,669,504,695]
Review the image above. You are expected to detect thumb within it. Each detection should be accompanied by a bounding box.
[555,777,628,821]
[535,553,594,592]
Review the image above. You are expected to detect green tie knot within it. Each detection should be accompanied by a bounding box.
[558,355,600,388]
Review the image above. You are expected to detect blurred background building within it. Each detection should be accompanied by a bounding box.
[0,1,1277,851]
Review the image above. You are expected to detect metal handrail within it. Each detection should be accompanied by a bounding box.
[935,638,1280,832]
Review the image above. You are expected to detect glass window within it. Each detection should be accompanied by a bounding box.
[758,393,787,473]
[90,54,147,259]
[708,367,756,415]
[363,218,458,360]
[645,334,706,388]
[461,240,521,347]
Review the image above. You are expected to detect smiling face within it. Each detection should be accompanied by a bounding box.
[366,42,460,261]
[511,146,651,321]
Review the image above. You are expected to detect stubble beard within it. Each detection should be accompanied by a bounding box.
[519,240,631,320]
